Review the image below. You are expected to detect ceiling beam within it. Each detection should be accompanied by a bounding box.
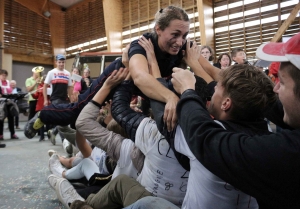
[271,2,300,42]
[14,0,48,19]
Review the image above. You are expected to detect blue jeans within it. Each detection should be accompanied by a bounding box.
[123,197,179,209]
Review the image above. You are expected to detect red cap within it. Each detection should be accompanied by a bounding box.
[256,32,300,70]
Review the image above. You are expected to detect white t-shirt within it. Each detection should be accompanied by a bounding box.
[174,125,258,209]
[112,138,139,180]
[135,118,189,206]
[44,68,72,100]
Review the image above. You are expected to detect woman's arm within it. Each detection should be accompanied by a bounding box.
[129,43,179,131]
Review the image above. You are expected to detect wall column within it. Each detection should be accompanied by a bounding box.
[197,0,214,47]
[0,0,4,69]
[103,0,123,52]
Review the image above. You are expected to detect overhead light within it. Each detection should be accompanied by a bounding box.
[43,11,51,18]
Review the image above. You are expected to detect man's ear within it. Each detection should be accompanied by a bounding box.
[221,97,232,112]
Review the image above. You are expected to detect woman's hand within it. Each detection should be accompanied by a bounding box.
[138,36,160,77]
[122,44,130,69]
[164,95,179,132]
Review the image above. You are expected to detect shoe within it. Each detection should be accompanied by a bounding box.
[48,149,57,157]
[24,112,43,139]
[15,126,20,129]
[70,200,93,209]
[11,134,19,139]
[0,135,3,140]
[48,130,56,145]
[48,174,64,190]
[0,143,6,148]
[39,137,45,142]
[49,154,64,177]
[55,178,85,209]
[63,139,73,156]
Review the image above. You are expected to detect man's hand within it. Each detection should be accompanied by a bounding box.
[44,100,49,106]
[171,67,196,95]
[183,38,201,67]
[103,68,129,90]
[122,44,130,69]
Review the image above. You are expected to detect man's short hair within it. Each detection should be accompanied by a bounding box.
[231,48,244,58]
[220,64,277,121]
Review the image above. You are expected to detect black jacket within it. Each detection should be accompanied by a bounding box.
[177,89,300,209]
[111,80,146,142]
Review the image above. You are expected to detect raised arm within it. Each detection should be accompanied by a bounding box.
[76,68,128,161]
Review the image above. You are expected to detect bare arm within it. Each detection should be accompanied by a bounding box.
[26,81,38,92]
[68,86,73,102]
[75,130,92,158]
[184,39,213,83]
[129,48,179,131]
[198,54,221,81]
[43,83,48,106]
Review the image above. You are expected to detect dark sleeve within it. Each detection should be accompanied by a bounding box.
[128,37,146,60]
[176,89,300,206]
[80,79,88,94]
[111,80,146,142]
[264,99,293,130]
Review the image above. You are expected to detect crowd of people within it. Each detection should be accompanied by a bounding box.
[1,4,300,209]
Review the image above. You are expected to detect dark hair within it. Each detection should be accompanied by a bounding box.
[152,6,189,39]
[280,62,300,100]
[220,64,277,121]
[0,69,8,75]
[217,53,232,66]
[231,48,244,58]
[200,45,214,61]
[107,119,128,138]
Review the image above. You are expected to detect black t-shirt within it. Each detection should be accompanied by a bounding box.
[128,33,187,78]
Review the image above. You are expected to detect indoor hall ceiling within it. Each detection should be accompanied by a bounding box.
[50,0,85,9]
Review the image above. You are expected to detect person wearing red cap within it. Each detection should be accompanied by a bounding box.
[171,32,300,208]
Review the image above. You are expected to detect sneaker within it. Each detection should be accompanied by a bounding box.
[11,134,19,139]
[48,149,57,157]
[48,130,56,145]
[24,112,43,139]
[0,143,6,148]
[63,139,73,156]
[15,126,20,129]
[39,137,45,142]
[49,154,65,177]
[55,178,84,209]
[48,174,64,190]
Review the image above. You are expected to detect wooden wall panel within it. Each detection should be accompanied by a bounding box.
[213,0,300,61]
[121,0,203,49]
[4,0,53,65]
[65,0,106,55]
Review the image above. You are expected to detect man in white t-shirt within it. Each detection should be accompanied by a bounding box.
[43,54,73,144]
